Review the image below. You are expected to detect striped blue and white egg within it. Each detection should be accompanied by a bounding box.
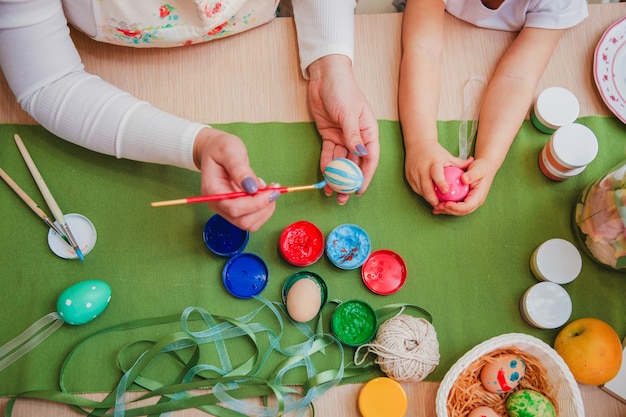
[323,158,364,194]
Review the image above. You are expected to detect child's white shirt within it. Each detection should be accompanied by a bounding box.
[444,0,588,31]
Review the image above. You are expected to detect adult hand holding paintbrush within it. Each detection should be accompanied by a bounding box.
[188,129,283,232]
[152,156,364,227]
[176,132,362,232]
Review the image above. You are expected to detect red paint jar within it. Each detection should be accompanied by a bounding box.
[361,249,407,295]
[279,220,325,266]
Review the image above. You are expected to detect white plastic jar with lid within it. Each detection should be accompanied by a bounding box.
[538,123,598,181]
[531,87,580,134]
[519,282,572,329]
[530,238,582,284]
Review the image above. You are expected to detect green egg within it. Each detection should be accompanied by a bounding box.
[56,280,112,325]
[506,389,556,417]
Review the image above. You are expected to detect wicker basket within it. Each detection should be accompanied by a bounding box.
[435,333,584,417]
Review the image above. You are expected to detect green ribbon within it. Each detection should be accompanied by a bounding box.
[0,312,64,373]
[5,299,432,417]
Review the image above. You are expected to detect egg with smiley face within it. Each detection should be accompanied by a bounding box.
[480,354,526,394]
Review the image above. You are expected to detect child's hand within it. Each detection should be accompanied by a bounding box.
[405,140,468,208]
[307,55,380,205]
[193,128,279,231]
[432,158,496,216]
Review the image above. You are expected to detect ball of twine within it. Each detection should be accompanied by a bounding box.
[355,314,440,382]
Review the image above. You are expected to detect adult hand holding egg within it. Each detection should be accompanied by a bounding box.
[309,55,380,206]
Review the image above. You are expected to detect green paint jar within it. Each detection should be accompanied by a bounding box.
[331,299,378,346]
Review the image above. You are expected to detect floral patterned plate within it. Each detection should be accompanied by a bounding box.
[594,16,626,124]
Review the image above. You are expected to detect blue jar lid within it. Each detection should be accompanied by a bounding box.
[222,253,268,299]
[203,214,249,257]
[325,224,372,270]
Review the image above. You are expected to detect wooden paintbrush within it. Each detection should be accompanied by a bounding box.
[151,181,326,207]
[13,134,85,262]
[0,167,68,240]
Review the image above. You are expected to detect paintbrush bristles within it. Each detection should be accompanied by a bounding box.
[284,184,319,192]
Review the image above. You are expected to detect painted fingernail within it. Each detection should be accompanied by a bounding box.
[269,191,281,202]
[354,144,368,156]
[242,176,258,194]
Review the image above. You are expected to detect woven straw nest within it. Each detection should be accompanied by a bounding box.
[436,333,584,417]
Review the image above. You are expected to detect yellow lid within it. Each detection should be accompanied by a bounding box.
[358,377,408,417]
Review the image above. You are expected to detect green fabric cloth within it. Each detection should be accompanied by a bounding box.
[0,118,625,397]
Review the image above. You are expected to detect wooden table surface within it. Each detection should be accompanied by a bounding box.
[1,4,625,416]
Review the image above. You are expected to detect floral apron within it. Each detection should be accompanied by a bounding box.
[80,0,279,47]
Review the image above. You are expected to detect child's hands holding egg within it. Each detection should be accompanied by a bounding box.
[432,158,497,216]
[433,166,470,203]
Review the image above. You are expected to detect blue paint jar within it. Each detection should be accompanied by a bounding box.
[222,253,268,298]
[325,224,371,270]
[203,214,249,257]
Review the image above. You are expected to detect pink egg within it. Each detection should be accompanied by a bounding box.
[480,354,526,394]
[434,166,469,202]
[468,406,500,417]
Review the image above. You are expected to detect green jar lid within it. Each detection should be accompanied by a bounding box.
[281,271,328,323]
[331,299,378,346]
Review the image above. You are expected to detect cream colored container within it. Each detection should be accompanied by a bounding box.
[538,123,598,181]
[547,123,598,170]
[538,147,586,181]
[531,87,580,134]
[519,282,572,329]
[530,238,582,284]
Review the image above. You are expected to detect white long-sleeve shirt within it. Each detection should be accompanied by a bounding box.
[0,0,355,170]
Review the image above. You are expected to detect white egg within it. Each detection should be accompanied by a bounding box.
[286,278,322,322]
[468,406,499,417]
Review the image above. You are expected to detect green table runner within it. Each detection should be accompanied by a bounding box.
[0,118,624,397]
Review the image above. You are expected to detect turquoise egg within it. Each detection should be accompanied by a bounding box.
[506,389,556,417]
[56,280,112,325]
